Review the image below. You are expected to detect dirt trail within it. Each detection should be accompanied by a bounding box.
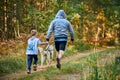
[0,48,106,80]
[51,48,119,80]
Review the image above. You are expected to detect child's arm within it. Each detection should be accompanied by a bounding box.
[38,40,48,45]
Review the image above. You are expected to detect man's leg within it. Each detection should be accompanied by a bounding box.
[56,50,64,65]
[56,50,64,69]
[58,50,64,59]
[55,41,61,69]
[56,41,66,69]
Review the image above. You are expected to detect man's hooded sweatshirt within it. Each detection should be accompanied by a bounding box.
[46,10,74,41]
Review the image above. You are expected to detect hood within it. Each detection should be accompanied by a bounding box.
[55,10,66,19]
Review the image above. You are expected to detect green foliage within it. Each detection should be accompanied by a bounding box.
[0,0,120,45]
[107,39,115,46]
[18,48,119,80]
[75,40,93,51]
[64,46,75,57]
[85,48,119,80]
[0,56,25,75]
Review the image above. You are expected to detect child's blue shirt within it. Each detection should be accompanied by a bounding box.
[26,36,47,55]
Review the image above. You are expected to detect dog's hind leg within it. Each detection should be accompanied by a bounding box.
[51,51,54,60]
[49,51,53,64]
[46,53,50,66]
[40,54,44,68]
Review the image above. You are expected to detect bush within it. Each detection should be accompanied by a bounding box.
[75,40,92,51]
[0,56,25,75]
[107,39,115,46]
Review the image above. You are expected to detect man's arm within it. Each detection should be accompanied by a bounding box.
[68,22,74,41]
[46,21,54,41]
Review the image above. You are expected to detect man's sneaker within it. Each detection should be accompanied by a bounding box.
[27,69,31,74]
[33,65,37,71]
[56,63,61,70]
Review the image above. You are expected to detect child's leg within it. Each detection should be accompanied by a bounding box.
[33,55,38,65]
[26,55,33,72]
[33,55,38,71]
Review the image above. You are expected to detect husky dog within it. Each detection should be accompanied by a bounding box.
[38,44,54,68]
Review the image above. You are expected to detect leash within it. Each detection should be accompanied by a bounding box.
[39,43,53,55]
[45,43,52,51]
[45,44,53,54]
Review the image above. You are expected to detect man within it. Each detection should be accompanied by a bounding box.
[46,10,74,69]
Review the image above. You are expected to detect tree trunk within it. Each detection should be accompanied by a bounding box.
[17,21,20,38]
[3,0,7,40]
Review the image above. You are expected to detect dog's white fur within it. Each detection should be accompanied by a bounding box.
[38,44,54,68]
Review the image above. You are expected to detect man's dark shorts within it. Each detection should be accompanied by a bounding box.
[55,41,67,51]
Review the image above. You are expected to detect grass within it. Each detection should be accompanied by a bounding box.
[74,40,93,52]
[0,41,119,80]
[0,44,75,76]
[0,56,26,76]
[17,48,119,80]
[0,39,92,76]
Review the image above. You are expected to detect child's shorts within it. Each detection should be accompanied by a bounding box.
[55,41,67,51]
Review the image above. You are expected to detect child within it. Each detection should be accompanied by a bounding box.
[26,29,48,74]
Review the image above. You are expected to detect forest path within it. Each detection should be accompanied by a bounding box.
[0,48,107,80]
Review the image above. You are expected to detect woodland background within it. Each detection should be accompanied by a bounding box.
[0,1,120,79]
[0,0,120,55]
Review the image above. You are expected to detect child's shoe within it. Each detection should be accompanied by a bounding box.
[33,65,37,71]
[27,69,31,74]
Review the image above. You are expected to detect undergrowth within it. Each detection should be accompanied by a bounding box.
[18,48,120,80]
[0,56,25,76]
